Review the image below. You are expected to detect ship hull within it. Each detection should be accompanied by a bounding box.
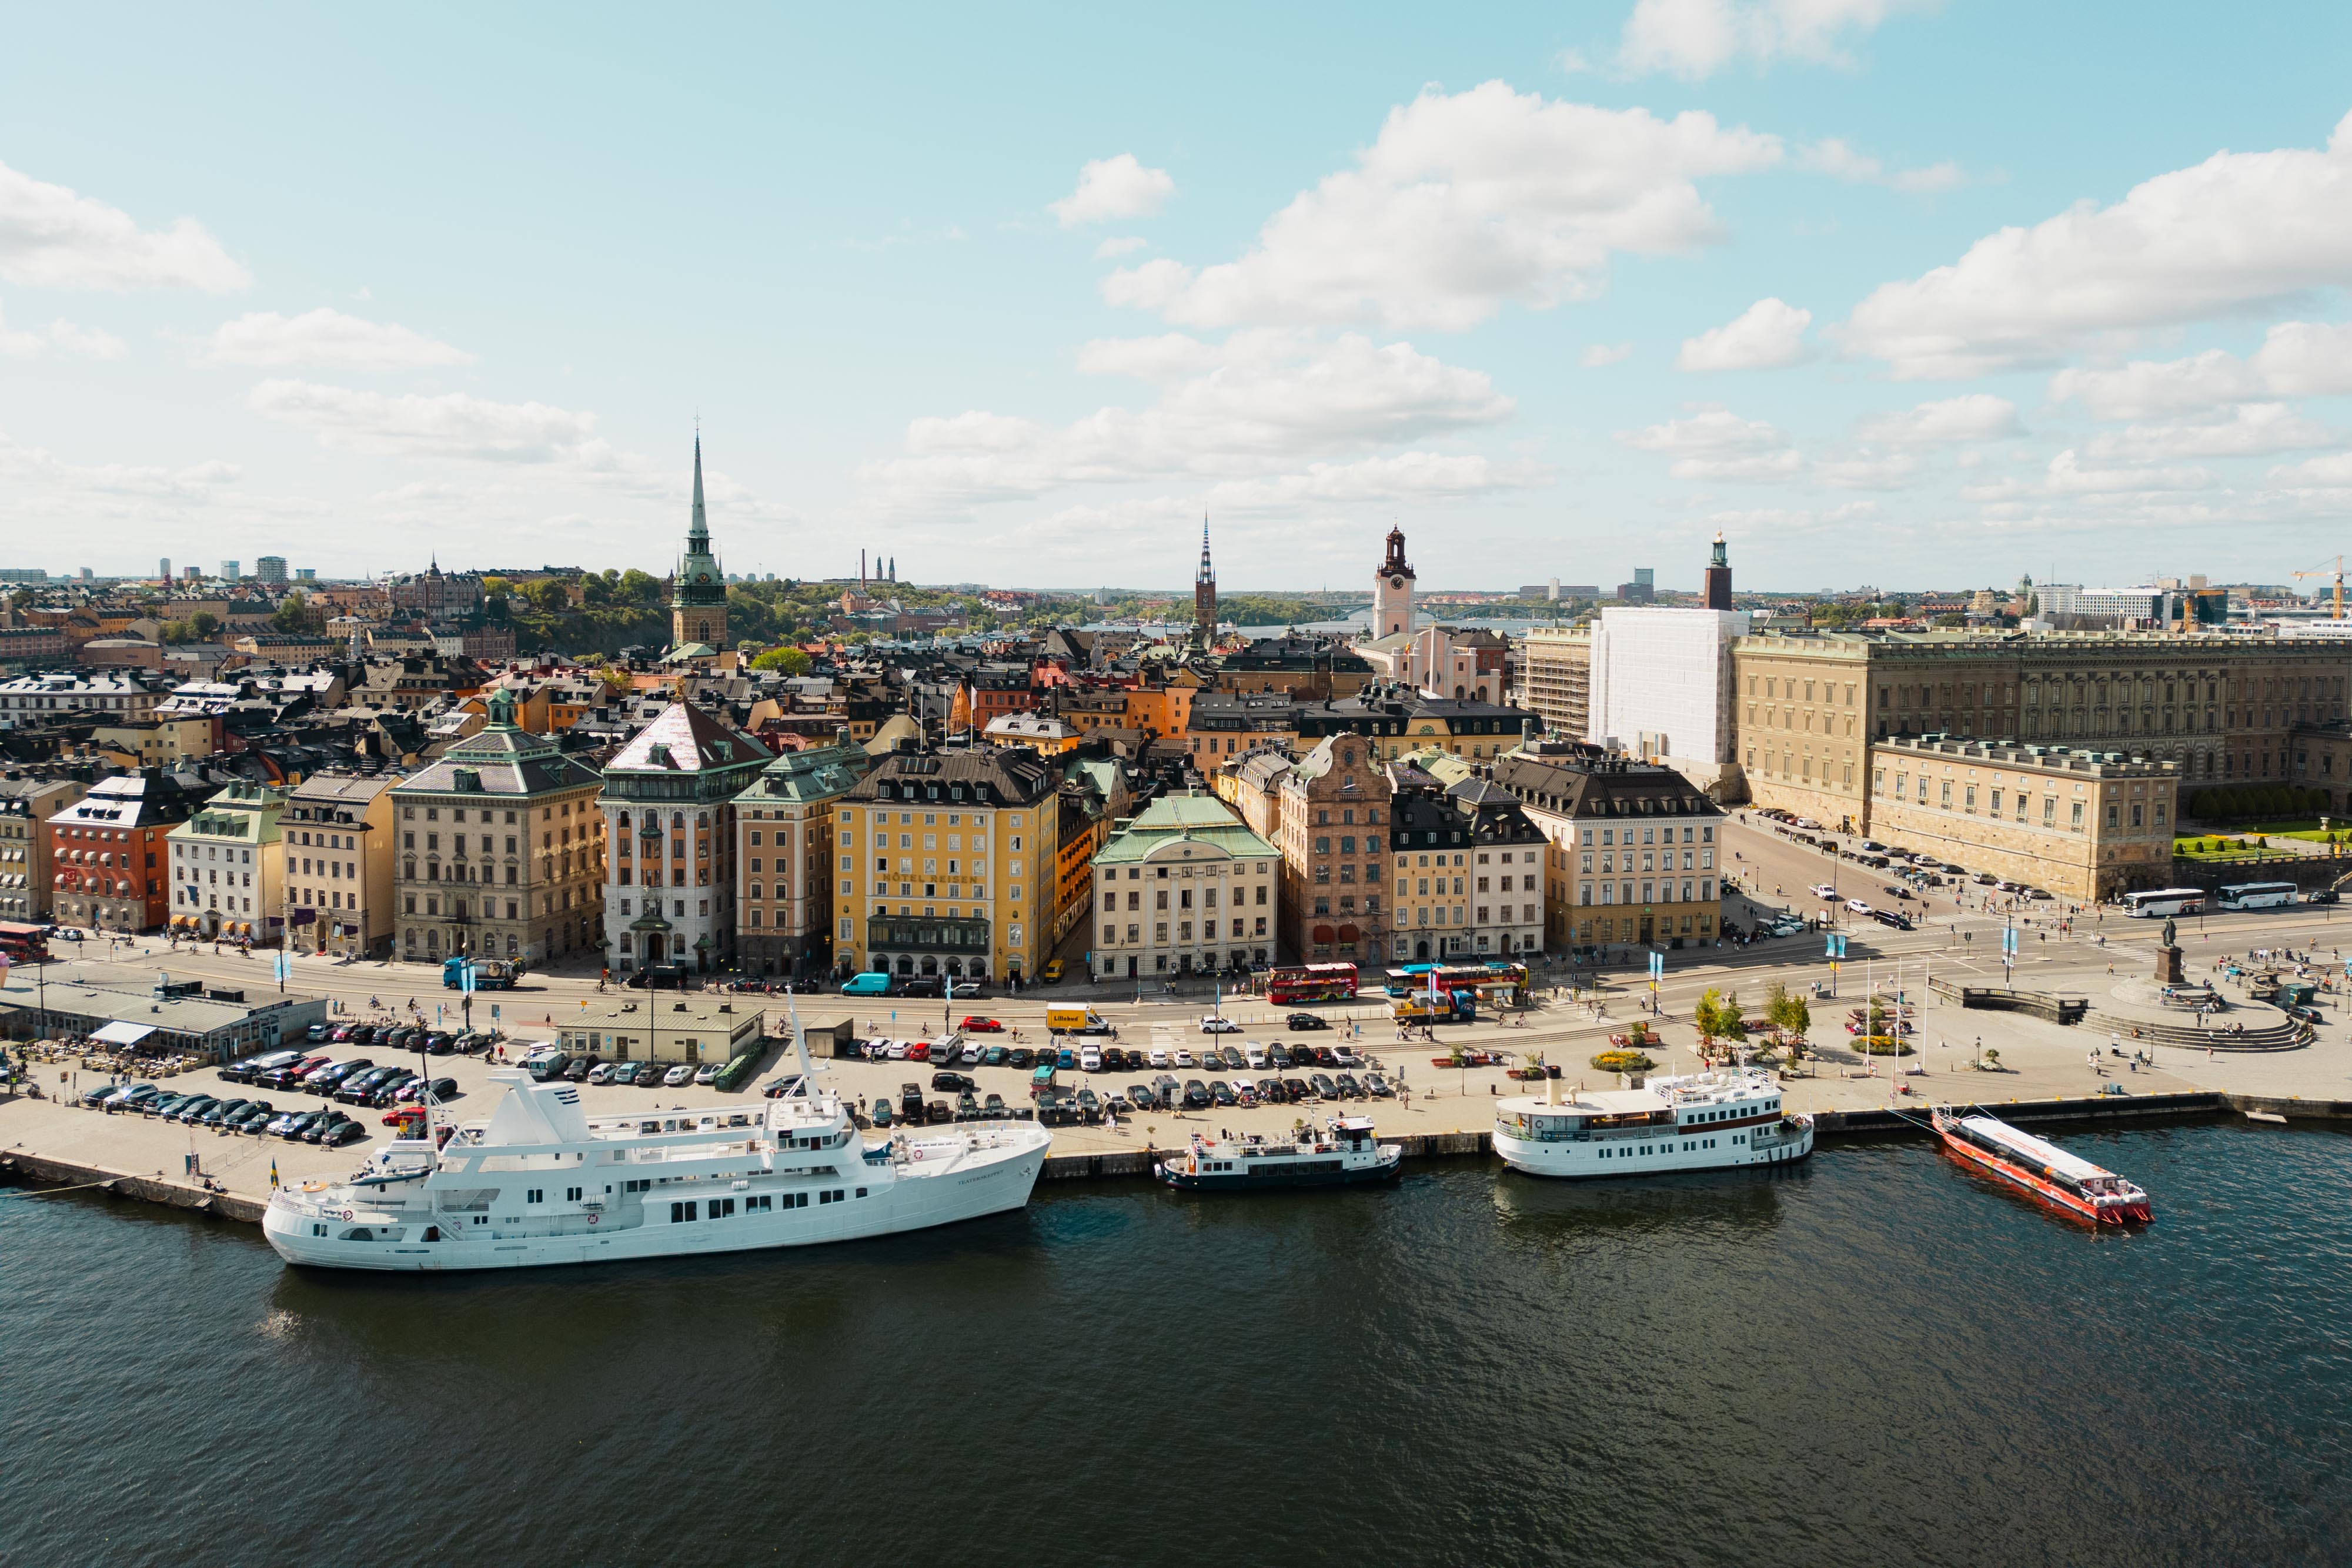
[1931,1122,2150,1225]
[1155,1147,1402,1191]
[1494,1121,1813,1179]
[263,1136,1048,1272]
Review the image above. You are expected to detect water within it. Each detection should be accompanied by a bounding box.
[6,1122,2348,1567]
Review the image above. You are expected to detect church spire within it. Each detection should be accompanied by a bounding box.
[689,433,708,544]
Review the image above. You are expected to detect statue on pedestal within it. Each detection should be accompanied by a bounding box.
[2155,915,2184,985]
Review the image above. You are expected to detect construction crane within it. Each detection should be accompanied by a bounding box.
[2293,556,2345,618]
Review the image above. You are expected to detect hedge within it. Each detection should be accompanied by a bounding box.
[713,1046,762,1094]
[2186,785,2331,822]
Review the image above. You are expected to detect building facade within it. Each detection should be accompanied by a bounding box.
[166,781,288,944]
[1385,770,1547,962]
[557,995,763,1067]
[1516,626,1592,741]
[48,768,202,932]
[1495,750,1726,954]
[1867,737,2179,901]
[833,744,1062,985]
[1276,734,1389,965]
[393,691,605,966]
[0,671,160,724]
[1588,605,1748,765]
[599,698,770,975]
[282,772,398,958]
[733,734,869,979]
[1734,630,2349,831]
[1090,792,1279,981]
[0,774,88,922]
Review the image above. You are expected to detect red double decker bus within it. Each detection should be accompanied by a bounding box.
[0,921,49,964]
[1267,962,1359,1005]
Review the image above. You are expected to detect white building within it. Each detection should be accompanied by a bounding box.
[1091,791,1280,981]
[0,671,161,726]
[1585,606,1748,770]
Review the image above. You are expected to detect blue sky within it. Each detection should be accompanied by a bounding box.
[4,2,2351,594]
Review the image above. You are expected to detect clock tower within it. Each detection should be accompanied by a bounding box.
[1374,525,1416,637]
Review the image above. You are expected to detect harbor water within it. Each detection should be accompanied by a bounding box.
[6,1121,2348,1567]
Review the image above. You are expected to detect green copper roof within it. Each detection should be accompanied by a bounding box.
[1093,791,1277,865]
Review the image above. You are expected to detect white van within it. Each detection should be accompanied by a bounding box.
[1244,1044,1268,1070]
[1078,1044,1102,1073]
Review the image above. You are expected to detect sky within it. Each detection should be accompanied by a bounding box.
[4,1,2351,595]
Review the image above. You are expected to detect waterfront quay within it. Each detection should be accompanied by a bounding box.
[11,862,2352,1225]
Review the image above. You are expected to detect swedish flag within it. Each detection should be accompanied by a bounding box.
[269,1158,279,1190]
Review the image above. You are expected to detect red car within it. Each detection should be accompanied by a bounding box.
[905,1041,932,1062]
[961,1017,1004,1033]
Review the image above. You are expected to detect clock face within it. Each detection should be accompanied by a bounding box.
[1389,575,1405,589]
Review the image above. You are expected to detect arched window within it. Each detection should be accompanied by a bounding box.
[671,812,685,830]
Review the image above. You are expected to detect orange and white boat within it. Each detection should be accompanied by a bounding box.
[1930,1108,2152,1225]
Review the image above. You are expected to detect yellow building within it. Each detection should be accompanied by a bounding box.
[833,745,1063,985]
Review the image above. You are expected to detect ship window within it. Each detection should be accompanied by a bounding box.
[526,1188,544,1203]
[671,1201,698,1222]
[856,1187,868,1198]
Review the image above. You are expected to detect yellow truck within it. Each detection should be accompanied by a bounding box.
[1045,1005,1111,1035]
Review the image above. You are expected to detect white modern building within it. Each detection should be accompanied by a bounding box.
[1585,606,1748,771]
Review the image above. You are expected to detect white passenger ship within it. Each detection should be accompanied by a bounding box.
[1491,1067,1812,1179]
[263,1017,1051,1272]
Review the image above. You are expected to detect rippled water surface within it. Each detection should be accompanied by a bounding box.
[6,1122,2349,1567]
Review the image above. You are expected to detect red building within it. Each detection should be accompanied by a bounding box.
[48,769,203,933]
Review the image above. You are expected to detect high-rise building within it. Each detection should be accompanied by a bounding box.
[182,566,201,582]
[256,556,288,589]
[670,437,728,651]
[220,560,241,583]
[1374,526,1416,637]
[1703,534,1732,611]
[158,557,171,582]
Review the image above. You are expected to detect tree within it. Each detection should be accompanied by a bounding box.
[616,569,664,605]
[750,645,813,676]
[188,611,219,641]
[1764,981,1809,1043]
[524,578,570,613]
[1716,990,1748,1048]
[1693,986,1726,1047]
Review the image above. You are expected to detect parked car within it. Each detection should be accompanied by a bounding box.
[225,1100,275,1130]
[196,1097,250,1127]
[319,1118,367,1148]
[1244,1044,1269,1070]
[587,1062,616,1085]
[1040,959,1064,984]
[1007,1047,1035,1069]
[1078,1045,1102,1073]
[564,1057,594,1082]
[171,1095,221,1124]
[1281,1077,1311,1102]
[1270,1045,1295,1069]
[870,1098,894,1127]
[693,1064,720,1085]
[1365,1072,1395,1098]
[1334,1073,1364,1099]
[663,1064,695,1087]
[1181,1079,1211,1109]
[1309,1072,1339,1100]
[1287,1012,1331,1031]
[1208,1079,1237,1106]
[981,1045,1006,1067]
[931,1071,975,1093]
[1256,1076,1288,1104]
[222,1049,301,1085]
[762,1074,808,1098]
[1127,1082,1160,1111]
[959,1043,984,1066]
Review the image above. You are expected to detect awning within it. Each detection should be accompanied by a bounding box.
[91,1021,158,1048]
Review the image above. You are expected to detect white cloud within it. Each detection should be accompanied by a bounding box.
[1050,155,1174,227]
[198,308,475,370]
[0,299,129,360]
[862,330,1515,509]
[1206,452,1555,514]
[1101,82,1781,332]
[1619,406,1803,481]
[1799,138,1979,193]
[1675,296,1812,370]
[1965,450,2217,502]
[2048,320,2352,419]
[1814,453,1921,489]
[1844,112,2352,378]
[1094,236,1148,258]
[1705,500,1880,536]
[2086,403,2335,463]
[1853,393,2022,445]
[1618,0,1936,80]
[1581,342,1635,367]
[248,380,599,462]
[2269,452,2352,490]
[0,159,249,291]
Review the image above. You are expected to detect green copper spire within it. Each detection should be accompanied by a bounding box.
[690,433,708,543]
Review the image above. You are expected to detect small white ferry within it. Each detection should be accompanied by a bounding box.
[1155,1116,1402,1191]
[1492,1067,1812,1179]
[263,1013,1050,1272]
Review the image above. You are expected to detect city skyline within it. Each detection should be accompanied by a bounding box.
[4,4,2351,587]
